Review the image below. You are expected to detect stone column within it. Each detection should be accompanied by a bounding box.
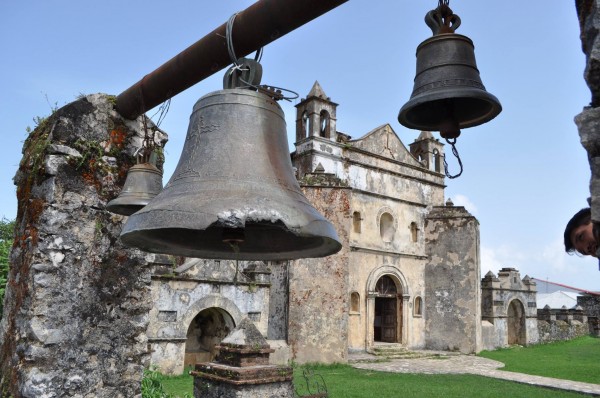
[288,183,351,363]
[0,94,166,397]
[424,202,482,353]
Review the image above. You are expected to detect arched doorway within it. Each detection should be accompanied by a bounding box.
[373,275,402,343]
[507,299,526,345]
[184,307,235,368]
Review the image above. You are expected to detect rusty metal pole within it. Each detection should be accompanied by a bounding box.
[116,0,348,120]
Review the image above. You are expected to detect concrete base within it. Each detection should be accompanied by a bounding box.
[267,339,291,365]
[194,377,295,398]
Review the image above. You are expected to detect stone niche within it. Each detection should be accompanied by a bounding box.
[0,94,166,397]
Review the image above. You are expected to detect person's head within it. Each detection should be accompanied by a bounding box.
[564,207,597,257]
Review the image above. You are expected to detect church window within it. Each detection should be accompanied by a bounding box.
[375,275,397,295]
[302,111,310,138]
[410,222,418,243]
[350,292,360,313]
[379,212,395,242]
[353,211,362,233]
[414,296,423,316]
[433,149,441,173]
[320,110,330,138]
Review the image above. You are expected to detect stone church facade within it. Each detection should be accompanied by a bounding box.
[148,82,484,371]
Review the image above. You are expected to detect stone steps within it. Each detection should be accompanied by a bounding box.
[348,345,456,364]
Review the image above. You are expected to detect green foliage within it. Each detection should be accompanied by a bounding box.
[142,367,192,398]
[0,218,15,320]
[479,335,600,384]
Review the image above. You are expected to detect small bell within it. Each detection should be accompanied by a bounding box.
[106,154,163,216]
[398,1,501,139]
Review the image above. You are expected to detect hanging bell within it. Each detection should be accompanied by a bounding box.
[106,160,163,216]
[120,87,342,260]
[398,2,501,139]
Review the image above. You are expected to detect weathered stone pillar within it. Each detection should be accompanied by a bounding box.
[424,202,481,353]
[576,1,600,236]
[0,94,165,397]
[288,182,351,363]
[192,318,294,398]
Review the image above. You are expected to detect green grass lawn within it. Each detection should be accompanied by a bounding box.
[158,337,600,397]
[478,335,600,384]
[293,364,586,398]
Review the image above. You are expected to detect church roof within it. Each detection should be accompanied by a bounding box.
[307,80,329,100]
[416,131,434,141]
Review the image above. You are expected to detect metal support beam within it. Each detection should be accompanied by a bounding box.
[116,0,348,120]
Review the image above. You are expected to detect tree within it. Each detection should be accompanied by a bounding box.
[0,218,15,320]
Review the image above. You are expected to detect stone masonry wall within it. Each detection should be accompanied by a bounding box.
[0,94,164,397]
[424,204,481,353]
[288,186,351,364]
[576,1,600,237]
[538,321,589,343]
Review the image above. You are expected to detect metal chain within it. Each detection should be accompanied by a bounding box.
[443,137,464,179]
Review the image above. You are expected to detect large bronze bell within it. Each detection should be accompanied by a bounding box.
[120,87,342,260]
[106,161,163,216]
[398,2,501,139]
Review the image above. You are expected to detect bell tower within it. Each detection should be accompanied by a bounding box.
[295,81,338,143]
[408,131,444,174]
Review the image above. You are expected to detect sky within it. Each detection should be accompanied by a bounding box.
[1,1,597,290]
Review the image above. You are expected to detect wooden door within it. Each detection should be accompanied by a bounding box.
[381,298,397,342]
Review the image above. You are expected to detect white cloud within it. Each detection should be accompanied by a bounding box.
[540,237,568,272]
[451,194,478,216]
[480,244,526,276]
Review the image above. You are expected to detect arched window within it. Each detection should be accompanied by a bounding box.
[353,211,362,233]
[302,111,310,138]
[433,149,441,173]
[379,212,395,242]
[410,222,418,243]
[414,296,423,316]
[319,110,330,138]
[350,292,360,313]
[375,275,397,296]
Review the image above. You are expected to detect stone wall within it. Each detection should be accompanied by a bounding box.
[577,295,600,317]
[424,204,482,353]
[537,306,589,343]
[0,94,164,397]
[537,321,589,343]
[288,186,350,363]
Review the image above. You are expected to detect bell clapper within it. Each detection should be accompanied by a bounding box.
[224,233,243,285]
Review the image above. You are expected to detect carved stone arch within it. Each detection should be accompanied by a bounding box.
[181,294,244,335]
[366,265,409,296]
[365,266,410,347]
[181,294,244,368]
[507,298,526,346]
